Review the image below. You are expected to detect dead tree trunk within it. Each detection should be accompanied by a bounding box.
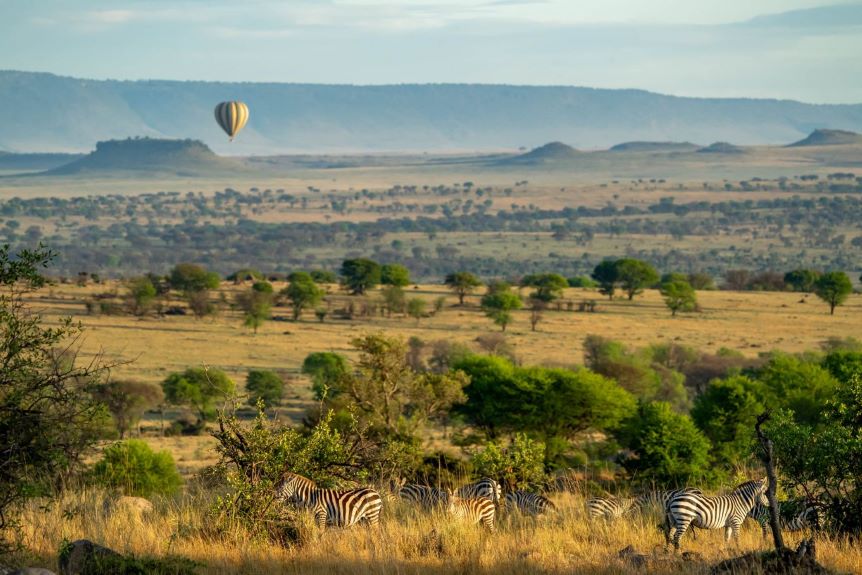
[755,411,785,552]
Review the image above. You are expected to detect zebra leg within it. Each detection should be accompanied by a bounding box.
[671,519,690,551]
[315,508,328,529]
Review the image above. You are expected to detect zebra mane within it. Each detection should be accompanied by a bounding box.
[732,479,764,493]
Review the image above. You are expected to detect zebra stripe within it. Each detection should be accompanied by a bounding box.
[397,484,449,510]
[666,479,767,550]
[749,500,818,538]
[505,490,556,516]
[457,477,501,503]
[448,492,496,532]
[586,496,638,520]
[275,472,383,529]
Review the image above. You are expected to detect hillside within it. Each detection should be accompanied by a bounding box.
[697,142,747,154]
[2,71,862,154]
[0,151,83,172]
[498,141,580,165]
[44,137,242,176]
[788,128,862,147]
[609,141,699,152]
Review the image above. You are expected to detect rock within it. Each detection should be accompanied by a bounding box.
[10,569,57,575]
[58,540,121,575]
[618,546,648,569]
[103,496,153,516]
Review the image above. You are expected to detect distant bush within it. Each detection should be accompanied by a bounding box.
[567,275,598,288]
[245,370,284,408]
[471,433,545,491]
[302,352,350,400]
[91,440,182,497]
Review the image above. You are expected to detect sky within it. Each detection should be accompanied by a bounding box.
[2,0,862,103]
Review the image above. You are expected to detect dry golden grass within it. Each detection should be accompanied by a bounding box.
[13,489,861,574]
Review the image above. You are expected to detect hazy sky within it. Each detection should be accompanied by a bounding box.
[2,0,861,103]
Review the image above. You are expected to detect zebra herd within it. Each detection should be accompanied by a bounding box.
[274,472,816,550]
[274,473,552,535]
[587,479,820,549]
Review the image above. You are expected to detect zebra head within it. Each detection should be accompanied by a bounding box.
[274,472,306,504]
[734,478,768,508]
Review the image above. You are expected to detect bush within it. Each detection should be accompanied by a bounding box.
[617,401,713,485]
[91,440,182,496]
[162,367,235,423]
[246,370,284,408]
[691,375,764,467]
[567,275,598,288]
[471,434,546,491]
[302,352,349,400]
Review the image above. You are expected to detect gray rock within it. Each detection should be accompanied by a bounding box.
[58,540,121,575]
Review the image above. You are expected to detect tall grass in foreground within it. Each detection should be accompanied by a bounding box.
[11,489,861,574]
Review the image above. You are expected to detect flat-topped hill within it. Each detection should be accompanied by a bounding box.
[609,141,699,152]
[788,129,862,147]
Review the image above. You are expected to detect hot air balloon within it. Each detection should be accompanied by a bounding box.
[214,101,249,141]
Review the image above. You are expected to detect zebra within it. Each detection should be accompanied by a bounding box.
[633,488,704,541]
[586,496,638,520]
[749,499,819,538]
[275,471,383,529]
[504,490,556,516]
[666,479,768,550]
[447,490,496,532]
[457,477,502,504]
[396,483,450,511]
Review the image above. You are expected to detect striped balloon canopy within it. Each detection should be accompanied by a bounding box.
[214,101,249,140]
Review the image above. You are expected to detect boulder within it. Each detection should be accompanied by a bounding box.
[58,540,121,575]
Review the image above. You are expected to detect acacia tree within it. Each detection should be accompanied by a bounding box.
[481,290,523,331]
[282,272,324,321]
[615,258,659,301]
[521,273,568,302]
[592,260,619,300]
[162,367,235,424]
[236,281,273,333]
[126,277,157,316]
[381,264,410,287]
[814,271,853,315]
[340,258,381,295]
[445,271,482,305]
[1,245,109,541]
[660,279,697,316]
[93,380,164,438]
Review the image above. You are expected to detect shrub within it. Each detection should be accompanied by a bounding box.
[471,434,546,491]
[302,352,350,400]
[162,367,235,423]
[691,376,764,467]
[91,440,182,496]
[245,370,284,408]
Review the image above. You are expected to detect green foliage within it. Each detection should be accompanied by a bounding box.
[591,260,619,299]
[814,271,853,314]
[660,279,697,316]
[567,275,598,288]
[455,355,635,463]
[615,258,659,300]
[162,367,235,422]
[91,440,182,497]
[381,263,411,287]
[691,376,763,467]
[822,351,862,385]
[754,353,838,426]
[407,297,427,323]
[687,272,716,290]
[93,380,164,438]
[471,434,546,490]
[126,277,157,316]
[340,258,381,295]
[282,272,324,321]
[784,269,820,292]
[444,271,483,305]
[309,269,337,284]
[381,285,406,315]
[227,268,263,283]
[169,263,219,293]
[245,370,284,408]
[480,289,523,331]
[251,280,273,294]
[617,401,713,485]
[302,352,350,401]
[1,244,109,538]
[235,284,273,333]
[521,273,568,302]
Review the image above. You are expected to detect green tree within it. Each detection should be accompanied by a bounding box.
[282,272,324,321]
[93,381,164,439]
[784,269,820,293]
[126,277,157,316]
[407,297,427,324]
[1,245,109,538]
[236,283,273,333]
[309,269,338,284]
[245,370,284,408]
[481,290,523,331]
[340,258,381,295]
[445,272,483,305]
[521,273,568,302]
[754,353,838,426]
[691,376,764,467]
[591,260,619,300]
[91,440,182,497]
[162,367,235,423]
[302,352,350,401]
[617,401,712,485]
[615,258,659,300]
[381,263,410,287]
[169,263,220,293]
[660,279,697,316]
[814,271,853,315]
[471,434,546,491]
